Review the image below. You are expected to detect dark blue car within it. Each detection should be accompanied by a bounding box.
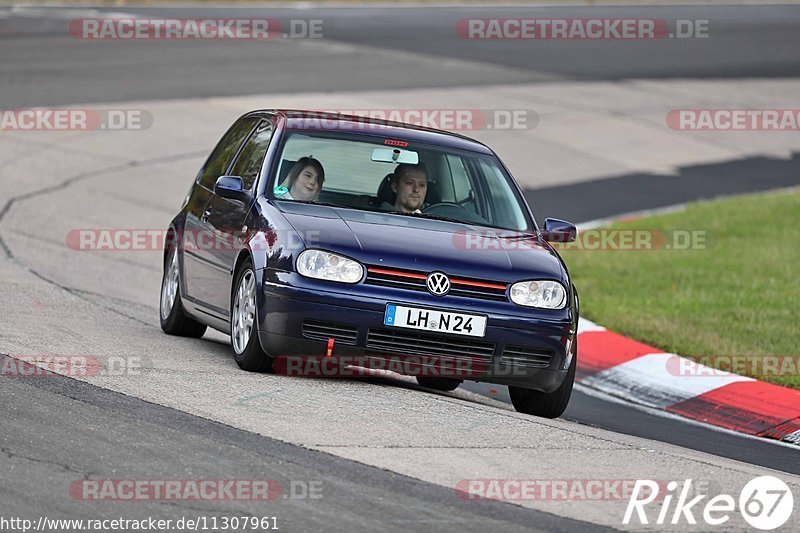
[160,110,580,418]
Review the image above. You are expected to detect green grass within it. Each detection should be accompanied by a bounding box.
[558,188,800,388]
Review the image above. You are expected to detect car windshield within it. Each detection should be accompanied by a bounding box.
[271,131,533,232]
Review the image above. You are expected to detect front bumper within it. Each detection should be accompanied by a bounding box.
[258,270,575,392]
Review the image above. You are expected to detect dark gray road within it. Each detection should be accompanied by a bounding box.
[0,354,599,532]
[468,382,800,476]
[527,151,800,223]
[2,5,800,107]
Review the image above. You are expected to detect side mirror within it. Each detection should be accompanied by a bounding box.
[542,218,577,243]
[214,176,249,203]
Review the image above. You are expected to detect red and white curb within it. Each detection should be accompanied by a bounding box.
[575,318,800,446]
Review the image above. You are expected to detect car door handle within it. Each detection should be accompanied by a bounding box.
[201,209,212,223]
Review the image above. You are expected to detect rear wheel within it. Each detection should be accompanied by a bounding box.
[231,260,273,372]
[160,244,207,338]
[416,377,462,392]
[509,339,576,419]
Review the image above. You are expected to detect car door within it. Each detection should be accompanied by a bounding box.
[182,116,258,311]
[199,118,275,316]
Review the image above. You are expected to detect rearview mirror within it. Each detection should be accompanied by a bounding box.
[371,148,419,165]
[214,176,249,203]
[542,218,577,243]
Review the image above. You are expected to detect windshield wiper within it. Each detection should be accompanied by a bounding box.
[382,210,465,225]
[287,202,533,233]
[497,232,537,240]
[280,199,349,209]
[414,212,470,224]
[381,210,536,233]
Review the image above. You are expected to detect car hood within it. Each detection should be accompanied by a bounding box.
[278,203,566,283]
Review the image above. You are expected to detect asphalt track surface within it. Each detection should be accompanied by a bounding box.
[1,3,799,530]
[1,354,597,533]
[3,4,800,107]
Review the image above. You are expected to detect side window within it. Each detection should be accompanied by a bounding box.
[198,117,258,189]
[230,120,274,190]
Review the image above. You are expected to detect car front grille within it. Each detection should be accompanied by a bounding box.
[302,320,358,344]
[364,266,508,301]
[366,328,495,359]
[500,345,554,368]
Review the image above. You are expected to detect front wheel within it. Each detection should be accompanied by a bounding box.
[160,244,207,338]
[509,339,576,419]
[231,261,273,372]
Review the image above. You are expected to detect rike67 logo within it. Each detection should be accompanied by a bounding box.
[624,476,794,530]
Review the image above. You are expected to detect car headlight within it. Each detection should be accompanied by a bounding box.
[296,250,363,284]
[509,280,567,309]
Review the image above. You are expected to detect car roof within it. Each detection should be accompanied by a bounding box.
[245,109,495,155]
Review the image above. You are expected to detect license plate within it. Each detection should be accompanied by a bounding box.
[384,304,487,338]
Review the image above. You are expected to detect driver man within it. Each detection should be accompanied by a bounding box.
[382,163,428,213]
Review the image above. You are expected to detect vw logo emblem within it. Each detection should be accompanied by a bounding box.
[426,272,451,296]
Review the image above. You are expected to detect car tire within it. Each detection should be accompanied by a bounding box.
[231,260,273,373]
[160,244,207,338]
[416,376,462,391]
[508,338,576,419]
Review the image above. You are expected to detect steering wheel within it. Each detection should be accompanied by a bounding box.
[423,202,467,214]
[423,201,489,225]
